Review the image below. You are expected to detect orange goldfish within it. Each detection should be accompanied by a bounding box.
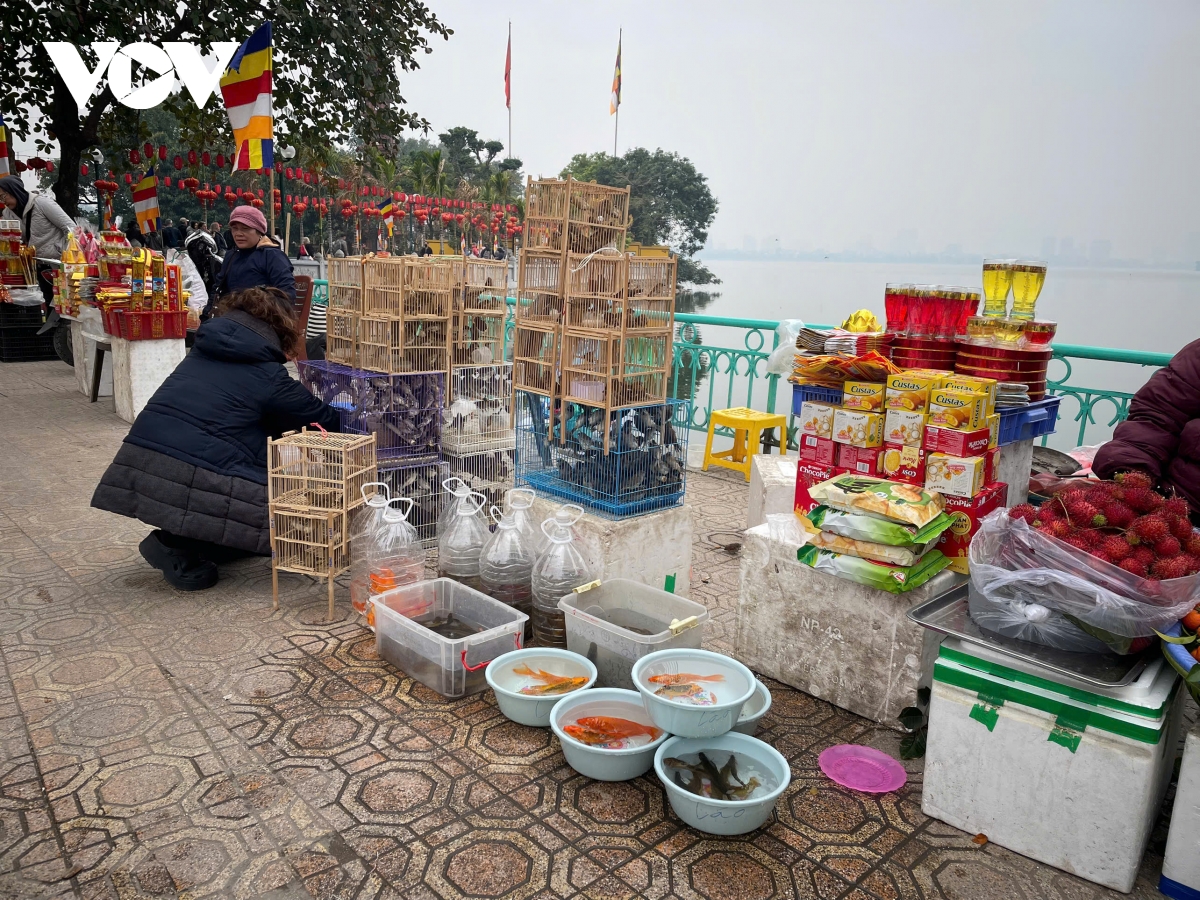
[562,717,662,746]
[646,673,725,685]
[513,664,588,696]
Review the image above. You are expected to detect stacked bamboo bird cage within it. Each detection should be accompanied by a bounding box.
[326,256,364,366]
[359,256,455,380]
[267,428,377,619]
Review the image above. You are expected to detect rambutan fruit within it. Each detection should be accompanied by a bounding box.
[1152,555,1192,581]
[1100,501,1136,529]
[1181,554,1200,577]
[1064,533,1092,553]
[1186,534,1200,557]
[1165,496,1191,520]
[1125,486,1165,513]
[1099,535,1132,561]
[1132,546,1157,567]
[1154,536,1182,558]
[1047,520,1072,539]
[1064,500,1100,525]
[1008,503,1036,524]
[1131,515,1170,544]
[1116,471,1154,490]
[1170,516,1194,542]
[1118,557,1149,578]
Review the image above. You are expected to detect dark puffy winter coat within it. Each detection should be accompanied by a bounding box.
[213,237,295,310]
[91,309,340,552]
[1094,338,1200,512]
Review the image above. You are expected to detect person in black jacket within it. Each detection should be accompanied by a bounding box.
[160,218,182,249]
[91,286,341,590]
[207,205,295,318]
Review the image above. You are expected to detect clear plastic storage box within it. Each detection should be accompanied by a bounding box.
[373,578,528,698]
[559,579,709,689]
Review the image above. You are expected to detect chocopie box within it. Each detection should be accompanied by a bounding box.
[836,444,887,476]
[937,481,1007,574]
[923,423,991,457]
[799,434,836,466]
[880,443,927,485]
[794,462,847,517]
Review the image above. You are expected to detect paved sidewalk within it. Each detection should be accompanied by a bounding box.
[0,359,1177,899]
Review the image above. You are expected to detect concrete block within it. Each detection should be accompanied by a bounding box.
[70,318,112,398]
[735,522,954,724]
[747,454,797,529]
[530,497,691,597]
[111,335,186,424]
[997,438,1035,506]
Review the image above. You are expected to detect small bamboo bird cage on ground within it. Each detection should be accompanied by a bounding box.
[267,429,377,619]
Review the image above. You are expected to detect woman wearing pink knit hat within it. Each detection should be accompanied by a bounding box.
[205,204,295,318]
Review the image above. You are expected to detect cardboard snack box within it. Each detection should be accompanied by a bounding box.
[842,381,886,411]
[928,388,988,431]
[884,408,926,447]
[798,401,836,439]
[923,423,992,457]
[794,462,845,517]
[885,371,944,412]
[832,408,884,448]
[925,453,987,499]
[800,434,837,466]
[881,443,927,485]
[837,444,888,476]
[937,481,1008,574]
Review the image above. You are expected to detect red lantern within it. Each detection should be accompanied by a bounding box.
[142,141,152,159]
[163,176,172,187]
[80,163,89,176]
[216,153,225,169]
[129,149,141,165]
[286,194,292,204]
[236,187,243,196]
[285,167,294,179]
[303,172,311,184]
[124,173,133,185]
[198,151,209,166]
[274,202,282,214]
[252,198,264,208]
[184,149,195,166]
[455,213,464,224]
[395,208,406,219]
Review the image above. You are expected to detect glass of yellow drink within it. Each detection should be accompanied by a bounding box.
[981,259,1014,317]
[1010,260,1047,320]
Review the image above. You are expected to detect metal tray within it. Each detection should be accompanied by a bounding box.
[907,582,1150,687]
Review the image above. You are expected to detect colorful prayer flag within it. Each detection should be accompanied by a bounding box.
[220,22,274,172]
[609,35,621,115]
[0,115,9,177]
[505,34,512,110]
[132,167,160,234]
[381,200,394,237]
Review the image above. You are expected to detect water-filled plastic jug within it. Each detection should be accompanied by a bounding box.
[349,482,390,618]
[437,488,489,592]
[480,504,536,638]
[531,508,596,647]
[437,477,475,537]
[365,497,425,628]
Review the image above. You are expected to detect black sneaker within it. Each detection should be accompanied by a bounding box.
[139,532,219,591]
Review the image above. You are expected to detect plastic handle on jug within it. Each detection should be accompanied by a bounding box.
[541,518,570,543]
[384,497,415,522]
[668,616,699,635]
[508,487,535,510]
[490,505,509,527]
[558,504,585,527]
[461,491,488,517]
[460,632,523,671]
[441,476,467,496]
[360,481,389,504]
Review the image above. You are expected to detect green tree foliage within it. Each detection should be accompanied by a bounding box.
[1,0,450,216]
[560,149,719,286]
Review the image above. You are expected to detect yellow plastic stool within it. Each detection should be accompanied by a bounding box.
[702,407,789,481]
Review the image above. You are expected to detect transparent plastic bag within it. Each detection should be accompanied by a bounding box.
[765,319,805,375]
[480,505,536,635]
[968,508,1200,653]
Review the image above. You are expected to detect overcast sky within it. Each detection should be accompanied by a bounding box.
[399,0,1200,261]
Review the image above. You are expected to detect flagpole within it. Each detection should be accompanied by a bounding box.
[269,168,276,240]
[507,21,512,160]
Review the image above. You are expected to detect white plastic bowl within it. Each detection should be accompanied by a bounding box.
[733,680,772,735]
[632,649,756,739]
[654,732,791,835]
[550,688,669,781]
[486,648,597,727]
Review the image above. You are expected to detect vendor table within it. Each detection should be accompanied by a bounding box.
[69,312,112,399]
[735,519,962,723]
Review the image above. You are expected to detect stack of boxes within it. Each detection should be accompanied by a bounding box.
[795,371,1007,573]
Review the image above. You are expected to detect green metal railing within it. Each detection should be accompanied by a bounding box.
[314,284,1169,449]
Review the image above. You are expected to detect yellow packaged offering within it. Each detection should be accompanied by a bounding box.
[832,409,884,448]
[799,401,835,438]
[841,381,886,411]
[885,371,943,412]
[925,453,987,499]
[884,408,925,447]
[943,375,997,415]
[928,388,987,430]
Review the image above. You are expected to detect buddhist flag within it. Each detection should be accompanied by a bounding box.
[381,200,394,237]
[132,167,160,234]
[0,115,9,176]
[609,34,621,115]
[504,33,511,109]
[220,22,274,172]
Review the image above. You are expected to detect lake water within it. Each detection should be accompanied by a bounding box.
[682,259,1199,447]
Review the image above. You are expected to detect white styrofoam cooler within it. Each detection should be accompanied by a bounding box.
[747,454,797,529]
[923,638,1182,893]
[1161,722,1200,899]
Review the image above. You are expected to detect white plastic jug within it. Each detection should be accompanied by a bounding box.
[531,508,596,647]
[349,481,390,618]
[437,489,489,592]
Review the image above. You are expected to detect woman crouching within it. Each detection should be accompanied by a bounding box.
[92,286,340,590]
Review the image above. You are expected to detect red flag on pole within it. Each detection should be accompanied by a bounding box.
[504,34,511,109]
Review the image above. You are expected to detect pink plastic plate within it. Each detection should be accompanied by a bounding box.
[818,745,907,793]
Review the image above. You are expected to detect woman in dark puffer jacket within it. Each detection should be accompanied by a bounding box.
[1094,338,1200,519]
[92,287,340,590]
